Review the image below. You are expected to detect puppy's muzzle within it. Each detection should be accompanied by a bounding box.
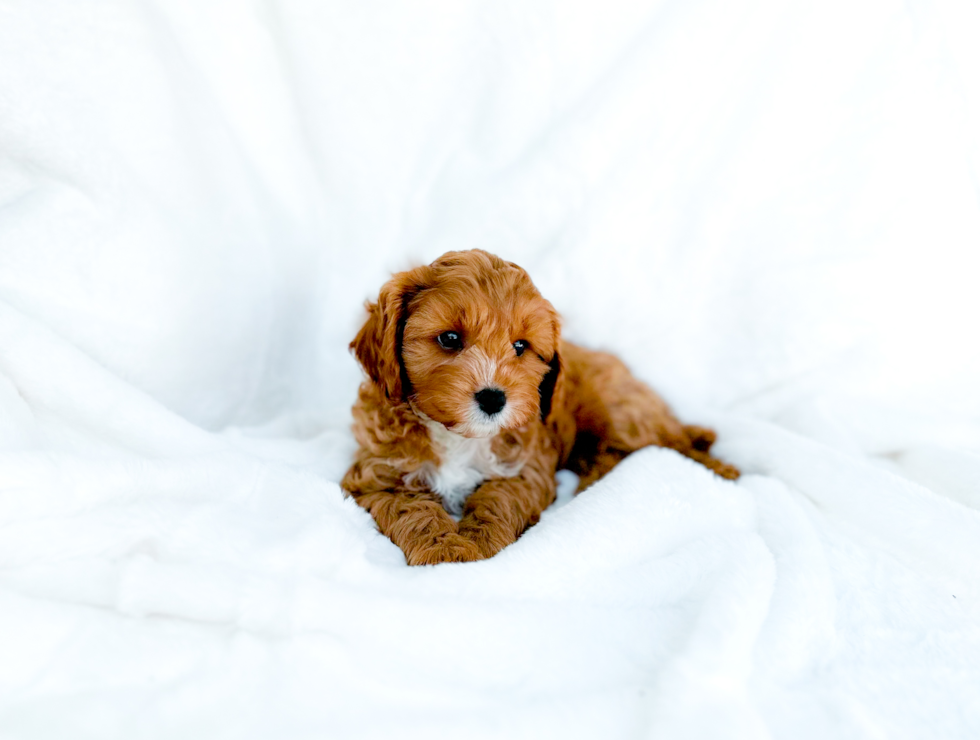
[475,388,506,416]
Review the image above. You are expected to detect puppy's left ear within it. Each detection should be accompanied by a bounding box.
[350,265,432,401]
[538,340,562,422]
[538,351,562,422]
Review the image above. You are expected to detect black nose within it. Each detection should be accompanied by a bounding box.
[475,388,506,416]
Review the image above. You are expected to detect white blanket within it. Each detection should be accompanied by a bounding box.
[2,1,979,738]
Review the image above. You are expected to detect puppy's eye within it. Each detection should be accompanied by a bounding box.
[436,331,463,351]
[513,340,528,357]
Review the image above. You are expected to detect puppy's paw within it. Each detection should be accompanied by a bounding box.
[457,522,511,560]
[405,534,485,566]
[714,461,741,481]
[702,455,741,481]
[685,448,741,481]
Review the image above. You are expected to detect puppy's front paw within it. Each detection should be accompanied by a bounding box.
[457,522,512,560]
[405,534,485,566]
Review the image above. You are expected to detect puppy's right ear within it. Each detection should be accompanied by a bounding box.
[350,266,431,401]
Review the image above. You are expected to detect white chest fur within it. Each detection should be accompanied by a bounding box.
[415,418,522,517]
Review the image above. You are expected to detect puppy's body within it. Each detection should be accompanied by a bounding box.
[342,250,738,565]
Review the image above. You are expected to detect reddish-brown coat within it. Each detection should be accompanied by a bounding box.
[342,250,739,565]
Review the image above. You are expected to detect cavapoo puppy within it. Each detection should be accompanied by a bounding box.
[342,250,739,565]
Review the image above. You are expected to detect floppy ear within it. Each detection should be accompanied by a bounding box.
[537,351,562,422]
[350,266,431,401]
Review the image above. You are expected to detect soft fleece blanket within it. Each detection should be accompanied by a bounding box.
[2,1,980,738]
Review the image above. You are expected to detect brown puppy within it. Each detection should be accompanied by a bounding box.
[341,250,739,565]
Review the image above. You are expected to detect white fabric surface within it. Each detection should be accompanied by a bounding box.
[2,1,980,738]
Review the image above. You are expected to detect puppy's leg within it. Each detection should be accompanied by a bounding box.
[569,446,629,491]
[563,343,739,488]
[344,456,485,565]
[347,487,483,565]
[457,443,559,559]
[340,456,482,565]
[677,424,739,479]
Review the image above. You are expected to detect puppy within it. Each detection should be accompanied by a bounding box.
[342,250,739,565]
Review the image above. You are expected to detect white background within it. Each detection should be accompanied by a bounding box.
[1,1,979,738]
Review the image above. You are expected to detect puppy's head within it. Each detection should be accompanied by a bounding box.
[351,250,561,437]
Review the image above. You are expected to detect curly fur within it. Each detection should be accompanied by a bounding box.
[341,249,739,565]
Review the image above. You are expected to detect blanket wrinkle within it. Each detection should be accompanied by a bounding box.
[747,478,837,682]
